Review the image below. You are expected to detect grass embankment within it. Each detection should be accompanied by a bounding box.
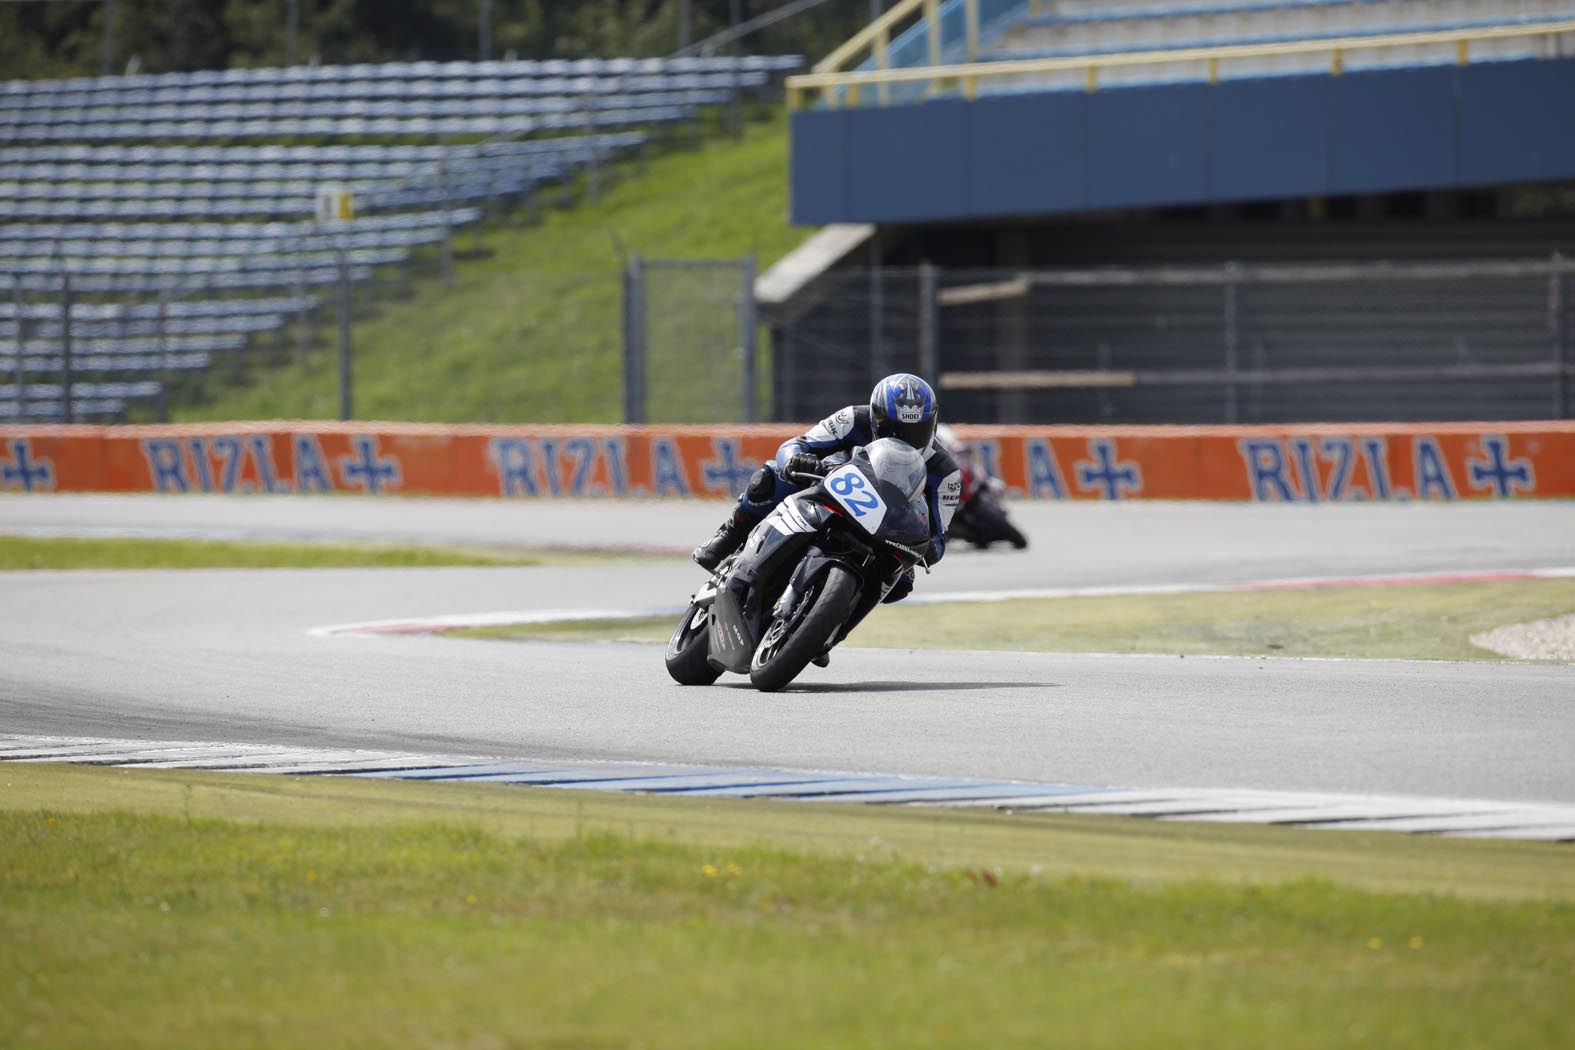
[3,764,1573,1048]
[176,111,804,424]
[461,577,1575,662]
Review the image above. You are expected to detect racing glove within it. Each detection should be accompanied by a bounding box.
[784,452,826,480]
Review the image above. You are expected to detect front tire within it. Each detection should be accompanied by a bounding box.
[749,566,860,692]
[665,602,722,685]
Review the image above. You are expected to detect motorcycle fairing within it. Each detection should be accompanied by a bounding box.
[707,495,836,674]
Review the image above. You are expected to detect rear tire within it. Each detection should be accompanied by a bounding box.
[665,602,722,685]
[977,500,1028,550]
[749,566,860,692]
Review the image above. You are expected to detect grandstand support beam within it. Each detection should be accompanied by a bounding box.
[439,153,455,286]
[11,278,23,423]
[479,0,493,62]
[622,253,647,424]
[287,0,300,66]
[1554,253,1569,420]
[58,272,74,425]
[728,0,743,139]
[336,252,353,421]
[868,241,887,388]
[102,0,116,77]
[296,247,310,366]
[919,263,938,383]
[1224,265,1241,425]
[156,292,169,423]
[924,0,941,68]
[739,253,758,424]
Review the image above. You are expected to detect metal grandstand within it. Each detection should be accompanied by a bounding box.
[2,53,803,423]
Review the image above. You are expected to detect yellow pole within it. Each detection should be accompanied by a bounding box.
[1331,48,1344,75]
[1085,65,1098,91]
[1456,39,1469,65]
[925,0,941,102]
[877,24,891,105]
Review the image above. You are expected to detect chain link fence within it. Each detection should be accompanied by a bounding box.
[766,257,1574,424]
[2,217,465,424]
[13,248,1571,428]
[622,253,760,423]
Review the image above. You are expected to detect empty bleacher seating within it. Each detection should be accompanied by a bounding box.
[1,54,804,421]
[980,0,1575,90]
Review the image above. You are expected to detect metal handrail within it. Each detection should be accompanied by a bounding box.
[788,17,1575,108]
[813,0,929,74]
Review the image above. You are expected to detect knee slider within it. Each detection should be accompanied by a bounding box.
[746,466,777,503]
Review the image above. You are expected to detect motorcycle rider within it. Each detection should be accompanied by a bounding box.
[692,373,962,604]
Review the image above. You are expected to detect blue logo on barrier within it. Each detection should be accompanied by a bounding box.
[701,439,757,496]
[1413,437,1457,501]
[1,439,55,492]
[1240,438,1297,501]
[338,436,401,494]
[651,438,689,497]
[1360,437,1392,500]
[1241,436,1399,502]
[143,434,296,494]
[1466,436,1534,498]
[293,435,333,493]
[1025,439,1068,499]
[1075,439,1141,500]
[490,437,630,498]
[142,438,189,492]
[490,438,538,497]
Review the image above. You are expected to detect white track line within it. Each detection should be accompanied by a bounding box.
[309,565,1575,637]
[3,734,1570,843]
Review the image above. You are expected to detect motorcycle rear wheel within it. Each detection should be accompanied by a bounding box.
[977,499,1028,550]
[749,565,860,692]
[665,602,723,685]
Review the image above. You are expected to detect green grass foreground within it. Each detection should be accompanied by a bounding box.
[460,577,1575,662]
[2,765,1573,1049]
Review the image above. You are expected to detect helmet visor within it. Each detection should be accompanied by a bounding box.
[879,414,937,453]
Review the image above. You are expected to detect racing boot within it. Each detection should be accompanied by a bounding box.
[692,510,751,572]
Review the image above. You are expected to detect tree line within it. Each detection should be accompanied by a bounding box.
[0,0,873,80]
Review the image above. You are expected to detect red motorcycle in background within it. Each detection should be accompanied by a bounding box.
[937,426,1028,551]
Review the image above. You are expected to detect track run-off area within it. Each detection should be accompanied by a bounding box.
[2,492,1574,840]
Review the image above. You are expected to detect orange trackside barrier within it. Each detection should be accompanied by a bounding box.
[2,421,1573,501]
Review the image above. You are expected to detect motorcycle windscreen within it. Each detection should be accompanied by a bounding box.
[860,438,927,501]
[838,439,930,546]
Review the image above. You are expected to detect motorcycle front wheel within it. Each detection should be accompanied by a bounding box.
[665,601,723,685]
[749,565,860,692]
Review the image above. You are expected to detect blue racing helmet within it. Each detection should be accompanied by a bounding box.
[869,373,939,454]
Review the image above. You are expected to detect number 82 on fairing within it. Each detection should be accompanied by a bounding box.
[825,464,887,532]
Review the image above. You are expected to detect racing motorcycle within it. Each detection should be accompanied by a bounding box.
[946,463,1028,550]
[664,438,932,692]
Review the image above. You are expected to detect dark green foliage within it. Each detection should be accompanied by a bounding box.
[0,0,871,79]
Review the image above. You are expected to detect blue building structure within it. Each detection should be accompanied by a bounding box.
[764,2,1575,425]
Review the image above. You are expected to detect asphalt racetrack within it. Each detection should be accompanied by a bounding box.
[3,493,1574,820]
